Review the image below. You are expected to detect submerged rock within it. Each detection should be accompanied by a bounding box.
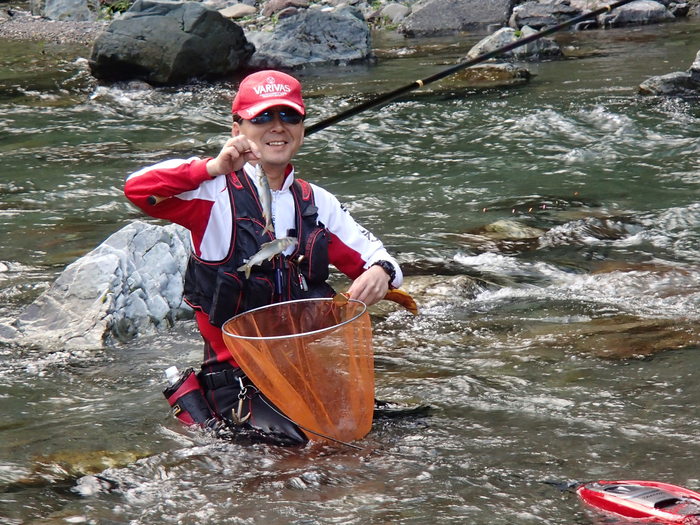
[639,49,700,96]
[523,316,700,359]
[401,275,492,302]
[479,219,546,240]
[369,274,494,318]
[422,63,532,92]
[449,219,546,255]
[8,449,148,490]
[14,221,192,350]
[639,71,700,96]
[467,26,564,61]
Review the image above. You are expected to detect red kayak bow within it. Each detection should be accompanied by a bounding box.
[577,480,700,524]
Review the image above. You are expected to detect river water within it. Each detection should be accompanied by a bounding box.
[1,17,699,525]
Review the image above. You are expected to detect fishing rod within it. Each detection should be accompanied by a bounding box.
[303,0,638,137]
[146,0,635,205]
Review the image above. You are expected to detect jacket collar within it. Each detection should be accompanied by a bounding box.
[243,163,295,192]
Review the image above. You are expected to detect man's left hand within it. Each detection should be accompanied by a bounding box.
[346,265,391,306]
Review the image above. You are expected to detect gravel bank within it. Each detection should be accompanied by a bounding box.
[0,7,107,45]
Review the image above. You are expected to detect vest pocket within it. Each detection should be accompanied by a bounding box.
[243,276,275,313]
[208,270,275,327]
[302,227,330,284]
[209,270,244,327]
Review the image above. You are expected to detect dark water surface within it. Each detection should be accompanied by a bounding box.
[1,18,699,524]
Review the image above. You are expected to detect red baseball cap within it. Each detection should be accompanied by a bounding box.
[231,70,305,119]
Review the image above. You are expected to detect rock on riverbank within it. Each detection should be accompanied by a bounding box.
[3,0,699,47]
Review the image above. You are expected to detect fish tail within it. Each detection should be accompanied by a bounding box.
[237,263,251,279]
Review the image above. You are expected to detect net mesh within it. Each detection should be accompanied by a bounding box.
[221,298,374,443]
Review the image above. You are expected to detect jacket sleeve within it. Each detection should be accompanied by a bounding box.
[312,184,403,289]
[124,157,229,258]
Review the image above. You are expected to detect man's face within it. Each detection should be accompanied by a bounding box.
[233,105,305,171]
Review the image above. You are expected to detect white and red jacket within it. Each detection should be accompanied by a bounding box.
[125,157,402,366]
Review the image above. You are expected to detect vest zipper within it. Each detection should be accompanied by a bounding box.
[270,189,278,237]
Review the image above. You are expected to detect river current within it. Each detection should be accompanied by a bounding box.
[0,18,699,524]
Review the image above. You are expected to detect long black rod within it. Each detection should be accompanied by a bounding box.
[304,0,637,137]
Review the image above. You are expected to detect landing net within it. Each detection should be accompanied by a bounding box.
[221,298,374,443]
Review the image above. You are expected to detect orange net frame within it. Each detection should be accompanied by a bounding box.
[221,298,374,443]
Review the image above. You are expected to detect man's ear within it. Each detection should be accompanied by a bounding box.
[232,121,241,137]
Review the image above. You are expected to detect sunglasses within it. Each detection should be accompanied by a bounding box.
[248,109,304,125]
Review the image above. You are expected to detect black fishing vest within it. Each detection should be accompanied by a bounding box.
[183,169,335,327]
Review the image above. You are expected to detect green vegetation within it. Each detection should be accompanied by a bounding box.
[100,0,132,17]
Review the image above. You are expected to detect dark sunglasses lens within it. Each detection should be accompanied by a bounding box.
[279,111,303,124]
[249,112,273,124]
[249,110,303,125]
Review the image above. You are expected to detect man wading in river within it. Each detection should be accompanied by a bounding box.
[124,70,402,445]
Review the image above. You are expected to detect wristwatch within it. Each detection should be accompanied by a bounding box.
[371,260,396,285]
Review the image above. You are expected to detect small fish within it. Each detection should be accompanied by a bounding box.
[255,163,274,236]
[383,288,419,316]
[237,237,297,279]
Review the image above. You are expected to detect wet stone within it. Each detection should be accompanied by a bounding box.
[12,221,192,350]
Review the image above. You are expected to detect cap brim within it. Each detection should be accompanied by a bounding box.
[239,99,305,119]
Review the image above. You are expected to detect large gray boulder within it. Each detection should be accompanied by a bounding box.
[13,221,192,350]
[89,0,254,85]
[398,0,513,37]
[247,5,371,69]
